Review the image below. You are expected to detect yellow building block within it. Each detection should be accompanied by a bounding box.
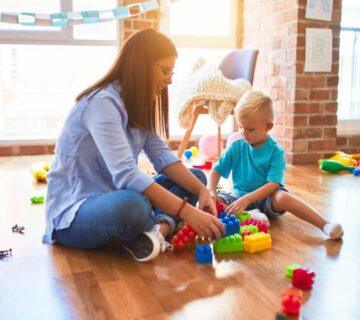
[243,232,272,253]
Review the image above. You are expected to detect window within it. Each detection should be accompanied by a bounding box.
[337,0,360,133]
[0,0,117,143]
[160,0,239,139]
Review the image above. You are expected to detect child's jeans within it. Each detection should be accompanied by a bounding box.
[217,187,288,219]
[53,168,206,249]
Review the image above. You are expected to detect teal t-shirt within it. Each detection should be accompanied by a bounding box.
[214,135,286,196]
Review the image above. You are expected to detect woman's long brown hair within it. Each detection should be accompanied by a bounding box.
[76,29,177,139]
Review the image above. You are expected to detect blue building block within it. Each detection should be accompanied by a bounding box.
[195,244,213,264]
[220,214,240,237]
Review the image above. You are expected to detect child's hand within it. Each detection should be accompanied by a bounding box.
[226,197,250,215]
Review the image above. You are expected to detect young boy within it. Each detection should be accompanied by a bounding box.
[208,90,343,239]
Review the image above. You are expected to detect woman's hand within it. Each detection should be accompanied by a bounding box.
[180,206,225,239]
[198,189,217,216]
[226,196,250,215]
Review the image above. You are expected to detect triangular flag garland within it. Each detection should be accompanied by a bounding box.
[0,0,180,28]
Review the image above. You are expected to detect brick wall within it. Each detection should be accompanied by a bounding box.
[2,1,359,159]
[0,144,55,157]
[120,0,159,41]
[239,0,346,164]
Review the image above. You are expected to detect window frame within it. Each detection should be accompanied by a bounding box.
[159,0,239,49]
[0,0,119,145]
[0,1,118,47]
[337,2,360,135]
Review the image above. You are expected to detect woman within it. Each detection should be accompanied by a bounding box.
[43,29,225,262]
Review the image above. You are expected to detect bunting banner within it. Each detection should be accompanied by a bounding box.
[0,0,179,28]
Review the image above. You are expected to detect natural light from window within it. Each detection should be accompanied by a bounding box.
[337,0,360,133]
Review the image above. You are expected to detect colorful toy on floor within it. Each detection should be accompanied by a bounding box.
[236,211,252,222]
[184,149,193,159]
[292,267,315,290]
[12,224,25,234]
[195,244,213,264]
[31,196,45,204]
[220,214,240,237]
[171,224,197,250]
[280,288,302,317]
[213,234,243,253]
[190,146,199,156]
[319,159,355,174]
[198,134,218,159]
[353,167,360,176]
[0,248,12,259]
[241,218,267,233]
[31,161,50,183]
[243,232,272,253]
[284,263,302,278]
[318,151,360,166]
[192,161,212,170]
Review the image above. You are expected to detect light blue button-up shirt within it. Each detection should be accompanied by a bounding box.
[43,82,180,244]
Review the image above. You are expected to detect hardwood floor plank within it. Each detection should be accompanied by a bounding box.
[0,156,359,319]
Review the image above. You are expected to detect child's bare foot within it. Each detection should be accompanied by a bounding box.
[323,223,344,240]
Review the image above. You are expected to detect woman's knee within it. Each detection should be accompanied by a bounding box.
[114,190,153,227]
[189,168,207,185]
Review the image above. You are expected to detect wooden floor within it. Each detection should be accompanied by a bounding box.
[0,155,359,320]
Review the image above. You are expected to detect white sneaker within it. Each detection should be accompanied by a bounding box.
[247,209,270,227]
[122,224,173,262]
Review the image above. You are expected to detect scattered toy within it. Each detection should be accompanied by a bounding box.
[0,248,12,259]
[31,196,45,204]
[12,224,25,234]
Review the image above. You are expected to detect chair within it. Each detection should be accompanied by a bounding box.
[177,49,259,159]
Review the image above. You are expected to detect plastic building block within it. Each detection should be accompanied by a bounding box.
[292,267,315,290]
[216,201,225,215]
[236,211,252,222]
[284,263,302,278]
[220,214,240,237]
[195,244,213,264]
[171,224,197,250]
[0,248,12,259]
[31,196,45,204]
[12,224,25,234]
[241,230,253,240]
[243,232,272,253]
[213,234,243,253]
[281,288,302,316]
[275,312,287,320]
[240,225,259,234]
[241,218,267,233]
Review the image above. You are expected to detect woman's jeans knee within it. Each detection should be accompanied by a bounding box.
[53,190,153,249]
[53,168,206,249]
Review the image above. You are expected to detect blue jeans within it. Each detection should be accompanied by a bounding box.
[53,168,206,249]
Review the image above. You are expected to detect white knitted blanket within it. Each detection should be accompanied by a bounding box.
[173,58,252,129]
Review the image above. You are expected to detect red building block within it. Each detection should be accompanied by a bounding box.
[281,288,302,316]
[171,224,197,250]
[292,267,315,290]
[240,218,267,233]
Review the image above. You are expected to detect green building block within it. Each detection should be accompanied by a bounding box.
[284,263,302,278]
[236,212,252,222]
[240,225,259,234]
[31,196,45,204]
[213,234,243,253]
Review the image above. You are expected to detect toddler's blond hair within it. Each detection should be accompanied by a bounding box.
[234,90,274,122]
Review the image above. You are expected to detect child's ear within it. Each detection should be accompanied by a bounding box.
[266,122,273,131]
